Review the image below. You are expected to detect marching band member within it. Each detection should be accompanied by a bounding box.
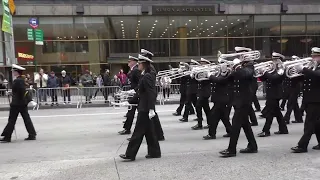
[118,56,141,135]
[140,49,165,141]
[203,62,232,140]
[179,61,198,123]
[191,58,211,130]
[282,56,303,124]
[291,47,320,153]
[219,57,258,157]
[257,52,288,137]
[252,76,261,112]
[173,62,195,116]
[119,54,161,161]
[0,64,37,143]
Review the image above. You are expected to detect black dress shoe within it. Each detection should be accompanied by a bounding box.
[219,149,236,157]
[223,133,230,138]
[24,136,36,141]
[312,145,320,150]
[124,115,127,118]
[203,125,209,129]
[145,154,161,159]
[274,131,288,135]
[191,124,203,130]
[258,132,270,137]
[291,146,307,153]
[179,118,188,122]
[239,148,258,153]
[127,138,131,141]
[158,137,165,141]
[251,123,258,126]
[292,121,303,124]
[203,134,216,140]
[285,120,290,125]
[172,112,181,116]
[119,154,135,161]
[0,137,11,143]
[118,129,131,135]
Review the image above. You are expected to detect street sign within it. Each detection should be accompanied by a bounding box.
[27,28,34,40]
[29,18,39,29]
[35,29,44,45]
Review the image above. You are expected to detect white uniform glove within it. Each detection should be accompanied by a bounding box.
[149,109,156,119]
[127,89,136,94]
[295,64,304,72]
[190,73,194,79]
[29,101,37,107]
[233,58,241,65]
[277,68,284,75]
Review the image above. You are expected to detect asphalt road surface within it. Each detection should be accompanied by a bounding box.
[0,101,319,180]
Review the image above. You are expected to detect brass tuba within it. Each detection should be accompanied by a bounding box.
[253,61,276,77]
[285,57,317,78]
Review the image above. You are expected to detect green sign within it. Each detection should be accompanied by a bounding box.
[35,29,43,45]
[1,0,12,34]
[27,29,34,40]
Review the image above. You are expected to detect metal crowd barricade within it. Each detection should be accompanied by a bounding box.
[157,84,181,105]
[36,87,81,109]
[0,88,38,109]
[79,86,121,108]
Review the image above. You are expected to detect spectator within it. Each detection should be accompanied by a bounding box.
[93,74,103,99]
[34,68,48,105]
[111,75,121,87]
[103,69,111,103]
[117,69,127,86]
[47,71,59,106]
[80,70,94,103]
[60,70,72,104]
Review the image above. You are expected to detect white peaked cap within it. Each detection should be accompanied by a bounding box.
[12,64,26,71]
[311,47,320,55]
[291,55,300,60]
[140,49,154,56]
[138,54,153,63]
[235,46,252,52]
[272,52,285,59]
[190,59,201,65]
[128,55,139,61]
[200,58,211,64]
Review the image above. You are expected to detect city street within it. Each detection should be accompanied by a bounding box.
[0,102,320,180]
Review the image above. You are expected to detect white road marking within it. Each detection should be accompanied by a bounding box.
[0,109,176,119]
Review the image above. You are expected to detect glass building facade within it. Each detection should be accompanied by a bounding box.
[3,14,320,76]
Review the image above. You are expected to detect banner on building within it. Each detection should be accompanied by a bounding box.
[2,0,12,34]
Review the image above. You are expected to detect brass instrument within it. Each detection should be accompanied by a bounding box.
[218,50,261,62]
[253,61,276,77]
[285,57,317,78]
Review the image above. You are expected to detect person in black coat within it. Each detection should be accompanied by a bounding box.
[203,63,232,140]
[0,64,37,143]
[102,69,111,102]
[119,54,161,161]
[191,58,211,130]
[219,58,258,158]
[118,56,141,135]
[173,63,195,116]
[291,47,320,153]
[257,53,288,137]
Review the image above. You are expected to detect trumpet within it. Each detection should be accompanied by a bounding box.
[218,50,261,62]
[285,57,317,78]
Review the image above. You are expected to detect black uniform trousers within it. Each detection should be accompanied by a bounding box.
[1,105,37,138]
[283,93,303,123]
[183,93,197,119]
[228,105,258,153]
[208,103,232,136]
[125,111,161,158]
[300,102,306,115]
[176,92,195,115]
[297,103,320,149]
[123,106,137,131]
[196,96,211,126]
[152,112,164,140]
[262,99,288,133]
[280,98,288,110]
